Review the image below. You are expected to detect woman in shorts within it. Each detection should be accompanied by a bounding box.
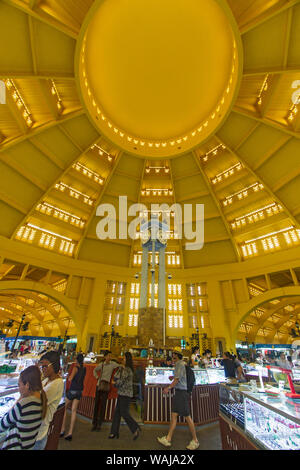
[61,353,86,441]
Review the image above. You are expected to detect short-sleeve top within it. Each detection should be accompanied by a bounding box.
[174,360,187,390]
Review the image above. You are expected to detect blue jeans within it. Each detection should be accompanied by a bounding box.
[33,435,48,450]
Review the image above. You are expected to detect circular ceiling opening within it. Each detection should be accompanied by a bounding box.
[77,0,242,158]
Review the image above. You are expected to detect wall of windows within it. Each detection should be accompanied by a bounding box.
[102,281,126,332]
[186,283,210,335]
[167,283,184,333]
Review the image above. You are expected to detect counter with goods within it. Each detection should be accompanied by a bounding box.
[144,367,225,425]
[244,364,270,382]
[219,383,300,450]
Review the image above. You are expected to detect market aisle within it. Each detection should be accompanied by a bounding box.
[58,419,221,451]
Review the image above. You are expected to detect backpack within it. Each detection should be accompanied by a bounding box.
[185,365,196,394]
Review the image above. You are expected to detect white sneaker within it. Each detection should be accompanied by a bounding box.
[157,436,172,447]
[186,439,199,450]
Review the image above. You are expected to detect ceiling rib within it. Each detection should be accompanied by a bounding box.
[75,151,124,258]
[10,135,103,241]
[3,0,78,39]
[192,151,241,262]
[240,0,299,35]
[233,107,300,139]
[0,109,85,154]
[243,67,300,76]
[128,159,146,269]
[215,135,300,231]
[169,160,185,269]
[28,15,38,75]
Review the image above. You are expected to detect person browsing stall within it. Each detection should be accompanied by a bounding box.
[157,351,199,450]
[92,351,119,431]
[61,353,86,441]
[33,351,64,450]
[0,366,47,450]
[109,352,140,440]
[190,347,200,367]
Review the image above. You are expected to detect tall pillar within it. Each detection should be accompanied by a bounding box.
[158,246,166,309]
[158,246,166,345]
[140,245,149,309]
[151,241,156,307]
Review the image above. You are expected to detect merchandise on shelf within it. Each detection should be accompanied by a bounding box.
[245,364,269,378]
[219,384,300,450]
[244,394,300,450]
[219,384,245,429]
[0,393,19,420]
[145,367,225,385]
[0,356,37,389]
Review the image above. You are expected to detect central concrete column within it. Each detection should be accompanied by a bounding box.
[140,245,149,309]
[158,246,166,310]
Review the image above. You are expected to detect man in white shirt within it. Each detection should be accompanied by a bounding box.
[33,351,64,450]
[91,351,119,431]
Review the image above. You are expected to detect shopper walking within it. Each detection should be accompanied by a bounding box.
[92,350,119,431]
[33,351,64,450]
[61,353,86,441]
[109,352,140,440]
[0,366,47,450]
[157,351,199,450]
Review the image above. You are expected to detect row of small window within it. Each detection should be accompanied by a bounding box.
[106,281,126,295]
[186,283,207,297]
[133,254,181,266]
[104,313,123,326]
[36,202,86,229]
[168,299,183,312]
[168,284,182,296]
[187,298,208,313]
[130,283,182,297]
[104,313,184,329]
[16,226,75,256]
[128,315,184,329]
[241,229,300,258]
[104,297,125,310]
[189,315,206,329]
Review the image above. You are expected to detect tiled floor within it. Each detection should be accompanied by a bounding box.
[59,416,222,451]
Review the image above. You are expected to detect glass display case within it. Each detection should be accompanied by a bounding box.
[207,368,226,384]
[219,384,300,450]
[0,357,37,389]
[245,364,269,378]
[145,367,225,385]
[0,389,19,444]
[292,368,300,383]
[219,384,245,429]
[0,392,19,420]
[244,392,300,450]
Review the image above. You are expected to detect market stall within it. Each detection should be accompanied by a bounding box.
[144,367,225,424]
[219,383,300,450]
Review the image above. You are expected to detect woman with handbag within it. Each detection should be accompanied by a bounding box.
[61,353,86,441]
[109,352,141,440]
[91,351,119,431]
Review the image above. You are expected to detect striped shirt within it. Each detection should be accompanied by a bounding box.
[0,396,42,450]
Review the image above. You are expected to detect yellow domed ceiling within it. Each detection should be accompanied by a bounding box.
[78,0,241,157]
[0,0,299,271]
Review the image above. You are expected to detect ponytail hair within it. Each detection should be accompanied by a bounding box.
[125,352,134,372]
[20,366,48,419]
[76,353,84,367]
